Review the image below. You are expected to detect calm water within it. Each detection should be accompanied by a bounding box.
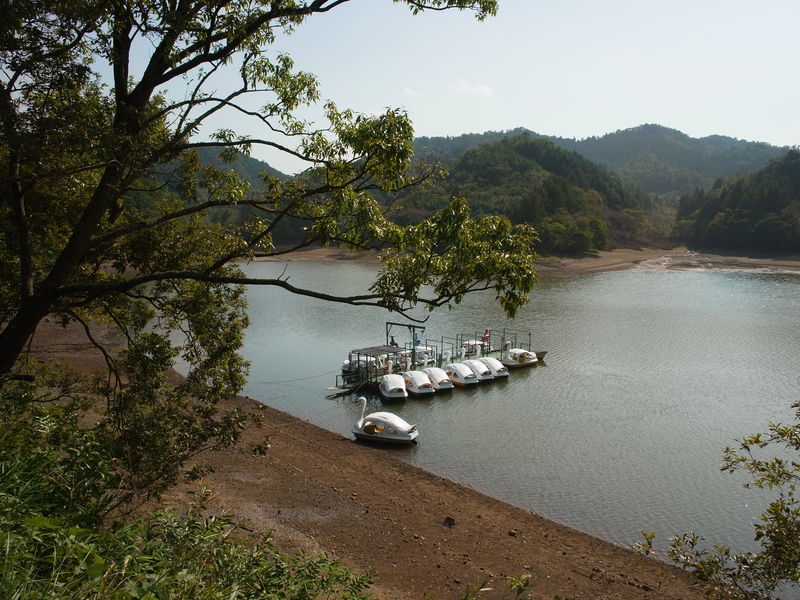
[241,260,800,553]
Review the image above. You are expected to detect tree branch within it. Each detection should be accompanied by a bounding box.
[67,309,121,389]
[155,1,353,88]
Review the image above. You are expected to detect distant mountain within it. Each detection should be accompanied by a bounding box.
[143,146,291,234]
[402,134,658,253]
[193,146,288,185]
[556,124,787,198]
[414,128,531,164]
[414,125,787,199]
[168,134,798,255]
[674,149,800,253]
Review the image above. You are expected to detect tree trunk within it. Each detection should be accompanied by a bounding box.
[0,160,129,377]
[0,295,53,376]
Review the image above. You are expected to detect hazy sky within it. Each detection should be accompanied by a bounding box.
[217,0,800,173]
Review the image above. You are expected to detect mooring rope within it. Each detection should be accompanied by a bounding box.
[255,370,340,385]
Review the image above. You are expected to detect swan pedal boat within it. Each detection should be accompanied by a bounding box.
[501,348,539,368]
[413,345,437,366]
[422,367,455,391]
[352,397,418,444]
[341,355,376,374]
[462,358,495,382]
[461,339,487,357]
[378,373,408,401]
[477,356,509,378]
[443,362,479,387]
[402,370,435,395]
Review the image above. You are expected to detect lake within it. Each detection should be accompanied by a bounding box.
[240,259,800,553]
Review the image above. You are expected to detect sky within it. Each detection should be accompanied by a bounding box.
[204,0,800,174]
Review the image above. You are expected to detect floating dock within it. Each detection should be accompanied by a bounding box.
[329,322,544,398]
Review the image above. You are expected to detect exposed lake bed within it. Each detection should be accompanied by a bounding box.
[261,245,800,278]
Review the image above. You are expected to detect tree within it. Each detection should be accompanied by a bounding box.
[673,150,800,253]
[1,0,537,375]
[1,0,539,503]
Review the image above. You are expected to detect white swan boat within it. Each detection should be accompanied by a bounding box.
[443,362,479,387]
[501,345,539,368]
[352,397,418,444]
[402,370,435,396]
[378,373,408,401]
[477,356,509,378]
[341,347,390,374]
[422,367,455,391]
[462,358,494,382]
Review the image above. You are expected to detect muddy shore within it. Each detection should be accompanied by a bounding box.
[261,246,800,278]
[32,248,800,599]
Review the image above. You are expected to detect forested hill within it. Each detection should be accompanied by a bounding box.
[413,128,531,164]
[186,133,794,255]
[402,134,656,253]
[414,125,786,198]
[194,146,288,184]
[557,125,786,197]
[674,149,800,253]
[449,134,639,212]
[183,137,656,253]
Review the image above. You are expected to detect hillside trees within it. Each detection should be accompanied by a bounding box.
[414,125,787,200]
[674,150,800,252]
[406,134,641,253]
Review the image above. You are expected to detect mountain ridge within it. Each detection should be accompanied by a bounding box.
[414,124,788,198]
[194,124,788,201]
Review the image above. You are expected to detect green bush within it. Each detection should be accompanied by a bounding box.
[0,368,371,600]
[1,508,371,600]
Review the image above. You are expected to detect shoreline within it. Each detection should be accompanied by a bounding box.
[171,393,703,599]
[259,246,800,278]
[29,248,800,598]
[536,247,800,277]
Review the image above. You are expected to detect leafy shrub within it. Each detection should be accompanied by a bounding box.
[1,509,371,599]
[0,366,371,600]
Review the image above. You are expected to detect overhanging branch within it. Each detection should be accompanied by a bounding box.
[55,268,496,316]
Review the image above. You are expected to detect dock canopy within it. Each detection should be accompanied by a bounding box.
[349,345,405,357]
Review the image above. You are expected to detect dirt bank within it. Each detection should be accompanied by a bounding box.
[262,246,800,279]
[171,394,703,600]
[536,248,800,277]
